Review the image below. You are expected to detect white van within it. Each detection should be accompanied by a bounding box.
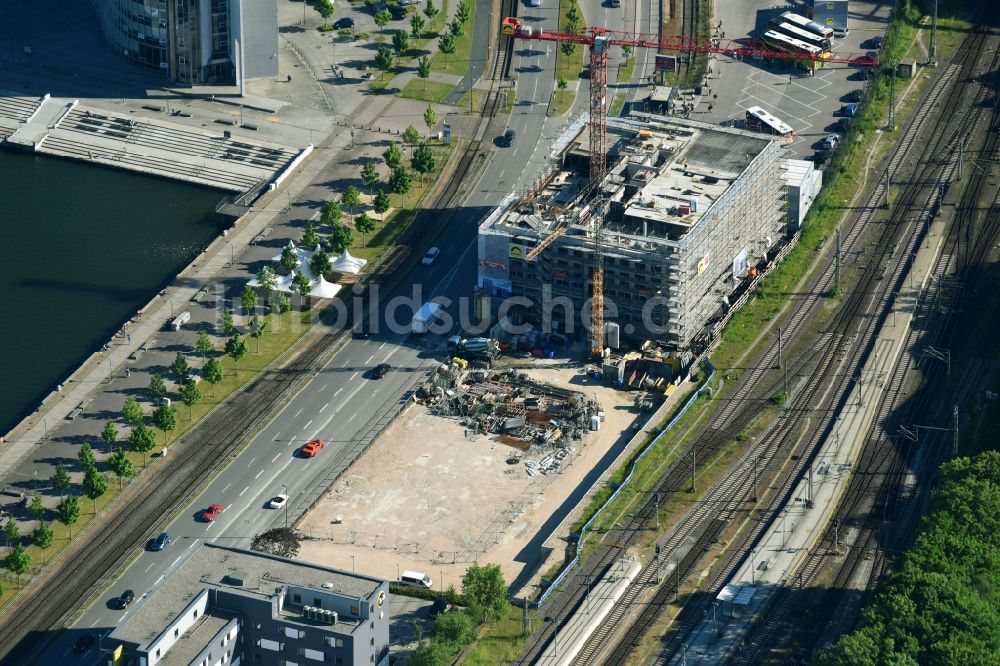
[400,570,433,588]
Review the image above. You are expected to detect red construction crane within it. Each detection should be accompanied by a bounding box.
[502,17,877,180]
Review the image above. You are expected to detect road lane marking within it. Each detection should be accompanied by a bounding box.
[222,482,231,493]
[379,342,387,349]
[302,419,313,430]
[119,613,127,623]
[205,522,215,531]
[271,453,281,463]
[348,412,358,422]
[366,354,374,364]
[247,457,255,467]
[321,402,330,412]
[171,555,183,568]
[89,619,100,627]
[294,407,303,418]
[342,360,351,367]
[144,562,155,573]
[255,469,264,479]
[350,372,359,381]
[334,388,343,397]
[320,383,329,392]
[187,541,197,550]
[240,486,249,496]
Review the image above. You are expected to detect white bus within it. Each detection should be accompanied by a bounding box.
[767,19,832,51]
[745,106,794,138]
[759,30,829,61]
[778,11,834,41]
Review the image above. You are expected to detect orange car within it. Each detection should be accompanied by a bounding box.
[301,439,325,457]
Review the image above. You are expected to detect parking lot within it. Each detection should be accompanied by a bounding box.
[703,0,894,160]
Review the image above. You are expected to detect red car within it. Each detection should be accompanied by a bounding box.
[301,439,325,458]
[201,503,223,521]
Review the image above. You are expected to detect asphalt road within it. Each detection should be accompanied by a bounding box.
[46,206,483,664]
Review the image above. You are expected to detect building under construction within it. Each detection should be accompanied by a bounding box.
[477,114,787,350]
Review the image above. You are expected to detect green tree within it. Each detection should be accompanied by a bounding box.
[250,314,267,353]
[122,396,144,428]
[383,143,403,169]
[456,0,471,23]
[438,32,456,65]
[412,143,436,181]
[77,442,97,471]
[222,307,236,335]
[375,46,394,76]
[374,8,392,30]
[417,56,431,90]
[256,265,279,292]
[109,449,134,490]
[424,105,437,133]
[5,543,31,585]
[152,401,177,443]
[293,271,313,299]
[373,190,391,221]
[32,522,53,563]
[410,13,425,38]
[355,212,377,246]
[392,30,410,59]
[195,329,213,358]
[310,248,332,278]
[302,222,321,249]
[317,0,334,25]
[170,352,191,382]
[449,18,464,38]
[403,124,421,146]
[148,372,167,401]
[389,166,413,195]
[360,163,380,195]
[280,244,299,272]
[240,284,258,316]
[179,379,202,419]
[28,495,45,522]
[56,495,80,538]
[557,76,568,93]
[101,420,119,454]
[225,334,249,376]
[81,466,108,514]
[274,291,292,315]
[51,465,71,500]
[4,519,20,548]
[203,357,225,397]
[423,0,439,21]
[329,223,354,254]
[561,41,577,57]
[342,185,362,217]
[128,423,157,466]
[566,2,581,24]
[461,562,508,622]
[409,641,450,666]
[434,610,476,648]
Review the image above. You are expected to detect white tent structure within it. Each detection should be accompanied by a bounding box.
[330,249,367,275]
[249,240,343,299]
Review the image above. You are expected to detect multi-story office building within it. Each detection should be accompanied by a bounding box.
[87,0,277,85]
[478,115,788,350]
[104,544,390,666]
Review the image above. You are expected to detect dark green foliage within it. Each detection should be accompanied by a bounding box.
[821,451,1000,665]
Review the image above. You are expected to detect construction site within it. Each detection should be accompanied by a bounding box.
[297,358,649,590]
[477,115,788,351]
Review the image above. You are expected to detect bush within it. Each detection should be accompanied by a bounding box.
[434,610,476,650]
[317,24,335,32]
[389,583,463,605]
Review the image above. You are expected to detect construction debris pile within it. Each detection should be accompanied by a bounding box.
[416,368,603,463]
[597,341,694,394]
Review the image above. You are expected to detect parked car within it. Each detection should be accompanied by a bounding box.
[429,597,452,618]
[839,103,859,117]
[812,149,830,166]
[201,503,223,522]
[269,493,288,509]
[333,17,355,30]
[390,5,407,19]
[422,246,440,265]
[845,88,863,103]
[868,35,884,49]
[822,134,840,150]
[372,363,391,379]
[836,117,852,132]
[527,0,542,6]
[74,634,96,653]
[301,439,325,458]
[399,0,421,5]
[116,589,136,609]
[148,531,171,551]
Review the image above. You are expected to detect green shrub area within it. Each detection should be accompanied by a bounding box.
[819,451,1000,664]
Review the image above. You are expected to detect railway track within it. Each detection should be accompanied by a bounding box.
[565,24,997,666]
[722,25,1000,664]
[0,17,517,662]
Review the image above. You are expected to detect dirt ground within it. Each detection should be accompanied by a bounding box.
[297,359,643,593]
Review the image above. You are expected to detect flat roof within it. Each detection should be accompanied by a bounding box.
[113,544,384,647]
[157,612,233,666]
